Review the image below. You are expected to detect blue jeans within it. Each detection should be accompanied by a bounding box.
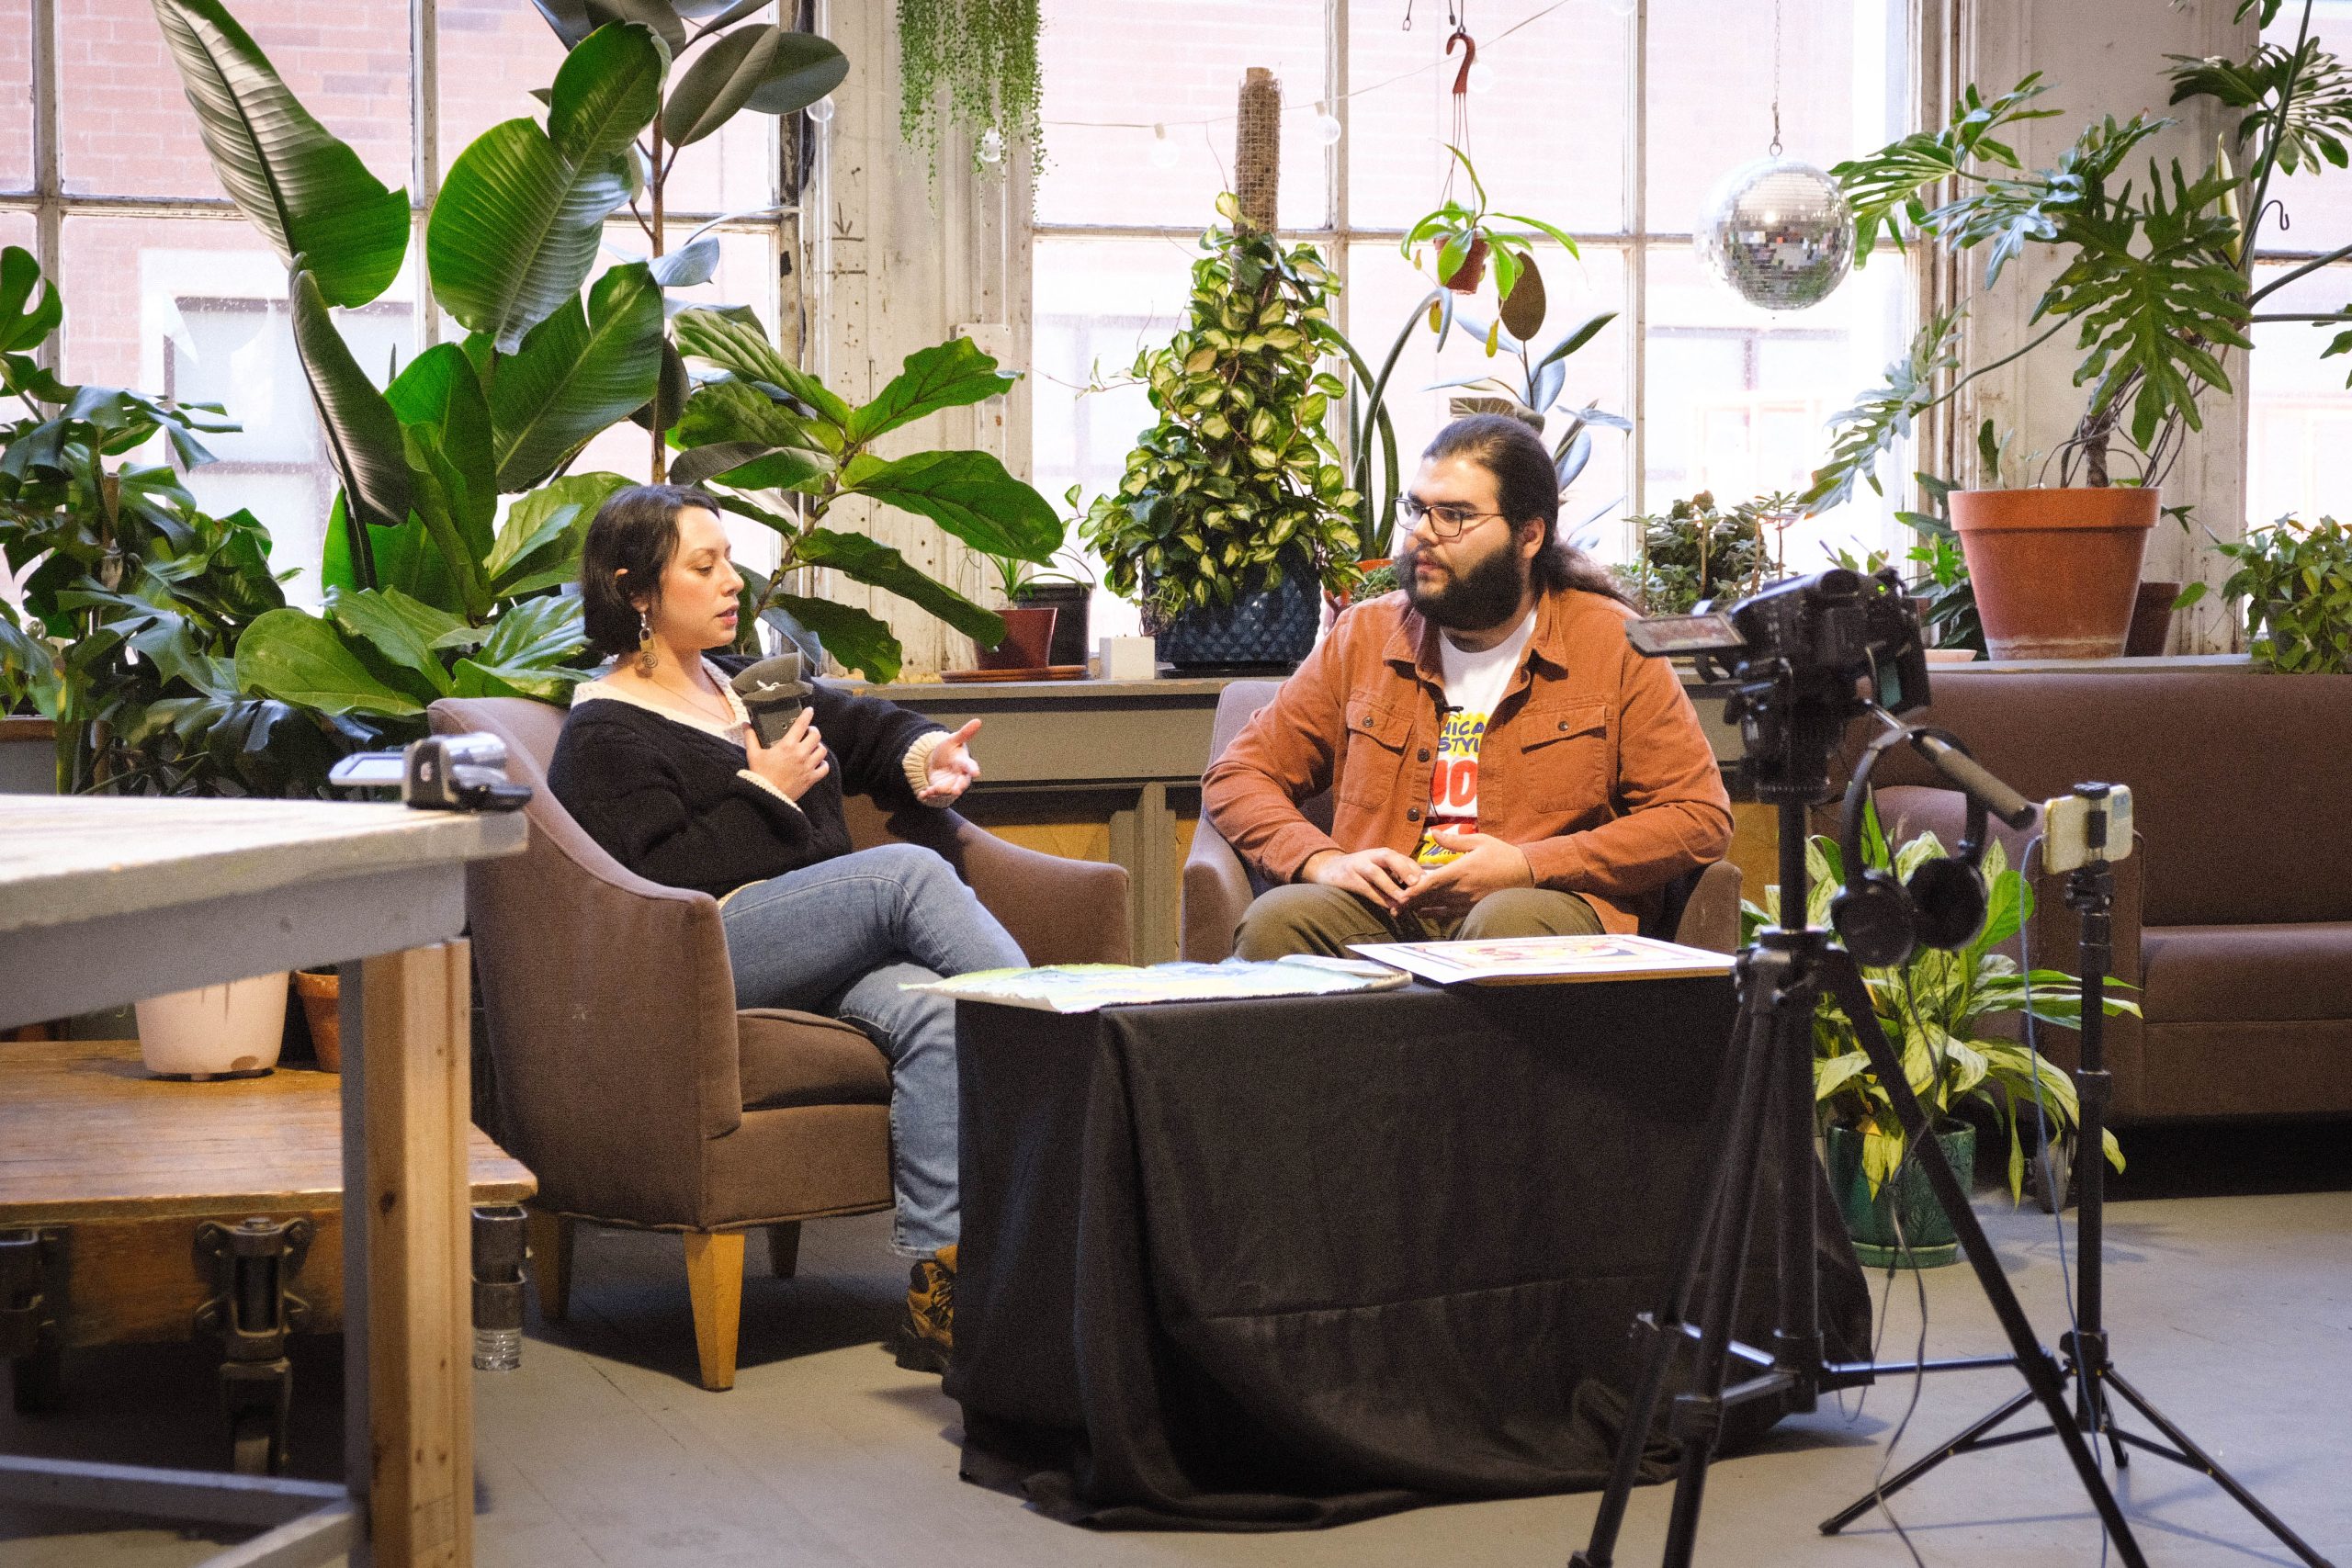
[719,842,1024,1257]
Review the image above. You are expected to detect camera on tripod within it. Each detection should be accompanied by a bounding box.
[1625,567,1928,805]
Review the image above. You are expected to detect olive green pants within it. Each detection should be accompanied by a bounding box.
[1232,883,1605,961]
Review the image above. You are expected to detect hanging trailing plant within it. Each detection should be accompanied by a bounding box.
[897,0,1044,186]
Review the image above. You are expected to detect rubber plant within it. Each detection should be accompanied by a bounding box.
[1079,194,1363,625]
[148,0,846,726]
[0,249,353,795]
[663,307,1062,682]
[1742,799,2134,1201]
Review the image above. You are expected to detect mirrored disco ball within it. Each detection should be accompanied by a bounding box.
[1696,157,1854,311]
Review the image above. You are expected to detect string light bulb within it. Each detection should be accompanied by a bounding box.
[805,96,835,125]
[978,127,1005,164]
[1148,123,1181,169]
[1313,101,1344,146]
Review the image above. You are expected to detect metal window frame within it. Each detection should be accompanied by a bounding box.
[0,0,803,373]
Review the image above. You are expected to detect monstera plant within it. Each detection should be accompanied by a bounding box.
[146,0,866,721]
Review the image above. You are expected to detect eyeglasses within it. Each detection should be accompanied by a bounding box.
[1398,496,1509,541]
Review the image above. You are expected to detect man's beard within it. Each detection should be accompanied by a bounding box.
[1402,537,1530,631]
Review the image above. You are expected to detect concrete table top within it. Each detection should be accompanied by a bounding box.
[0,796,525,1029]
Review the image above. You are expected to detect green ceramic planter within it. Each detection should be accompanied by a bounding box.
[1825,1122,1975,1269]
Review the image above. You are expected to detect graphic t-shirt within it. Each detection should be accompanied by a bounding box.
[1417,610,1537,867]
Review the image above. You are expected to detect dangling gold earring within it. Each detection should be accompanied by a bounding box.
[636,609,659,676]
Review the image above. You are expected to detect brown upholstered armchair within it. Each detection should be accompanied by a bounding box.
[430,695,1130,1390]
[1181,680,1743,961]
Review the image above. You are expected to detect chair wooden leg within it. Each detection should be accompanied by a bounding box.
[526,1208,573,1323]
[682,1232,745,1391]
[765,1222,801,1279]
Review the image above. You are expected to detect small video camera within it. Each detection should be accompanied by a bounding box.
[2042,784,2133,873]
[327,733,532,812]
[1625,568,1931,804]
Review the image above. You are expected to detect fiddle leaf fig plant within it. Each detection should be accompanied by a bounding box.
[1080,194,1363,623]
[668,310,1061,683]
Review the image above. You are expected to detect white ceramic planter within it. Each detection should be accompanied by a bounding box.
[134,971,289,1079]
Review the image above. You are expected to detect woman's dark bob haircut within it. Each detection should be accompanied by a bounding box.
[580,483,724,657]
[1422,413,1632,606]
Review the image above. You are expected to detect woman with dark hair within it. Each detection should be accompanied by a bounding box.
[548,484,1023,1373]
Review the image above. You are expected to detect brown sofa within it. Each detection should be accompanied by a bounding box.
[1182,680,1743,961]
[430,696,1131,1388]
[1845,668,2352,1124]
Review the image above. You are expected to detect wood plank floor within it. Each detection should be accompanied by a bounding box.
[6,1182,2350,1566]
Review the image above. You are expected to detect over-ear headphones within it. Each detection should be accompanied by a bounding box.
[1829,726,1991,967]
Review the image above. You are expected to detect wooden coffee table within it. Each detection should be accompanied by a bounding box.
[1,1041,533,1447]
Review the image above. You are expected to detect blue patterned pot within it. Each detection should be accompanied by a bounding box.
[1157,553,1321,671]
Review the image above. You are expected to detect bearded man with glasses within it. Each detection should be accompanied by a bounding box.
[1204,413,1733,956]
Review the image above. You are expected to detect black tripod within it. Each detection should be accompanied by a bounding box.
[1568,793,2147,1568]
[1818,785,2338,1567]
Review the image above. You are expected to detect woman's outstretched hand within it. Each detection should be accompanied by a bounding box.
[746,706,830,801]
[919,718,984,805]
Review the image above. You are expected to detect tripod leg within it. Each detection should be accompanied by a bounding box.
[1573,974,1781,1568]
[1657,1104,1775,1568]
[1821,953,2150,1568]
[2101,1371,2340,1568]
[1817,1388,2039,1533]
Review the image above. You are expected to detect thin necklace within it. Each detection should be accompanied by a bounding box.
[647,660,736,727]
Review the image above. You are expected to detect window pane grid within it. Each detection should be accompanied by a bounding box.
[1035,0,1917,610]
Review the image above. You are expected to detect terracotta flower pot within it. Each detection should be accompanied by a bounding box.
[294,968,342,1073]
[1949,488,2158,660]
[1442,235,1489,294]
[974,604,1057,671]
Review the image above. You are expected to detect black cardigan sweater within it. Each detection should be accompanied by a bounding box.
[548,659,944,898]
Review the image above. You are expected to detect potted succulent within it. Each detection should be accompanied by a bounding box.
[1745,806,2133,1267]
[1808,3,2352,659]
[1080,194,1363,669]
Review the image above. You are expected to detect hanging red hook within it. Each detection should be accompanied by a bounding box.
[1446,28,1476,97]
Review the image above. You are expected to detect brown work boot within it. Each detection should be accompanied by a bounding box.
[885,1244,955,1373]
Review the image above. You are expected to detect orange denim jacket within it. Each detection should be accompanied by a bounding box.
[1202,587,1735,934]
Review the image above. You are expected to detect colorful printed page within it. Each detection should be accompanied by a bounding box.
[902,955,1413,1014]
[1347,933,1735,986]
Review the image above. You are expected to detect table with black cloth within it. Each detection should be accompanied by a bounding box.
[944,978,1871,1530]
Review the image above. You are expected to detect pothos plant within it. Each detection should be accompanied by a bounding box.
[1080,194,1363,624]
[0,249,352,795]
[1807,0,2352,515]
[1742,800,2133,1201]
[662,308,1061,682]
[148,0,854,723]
